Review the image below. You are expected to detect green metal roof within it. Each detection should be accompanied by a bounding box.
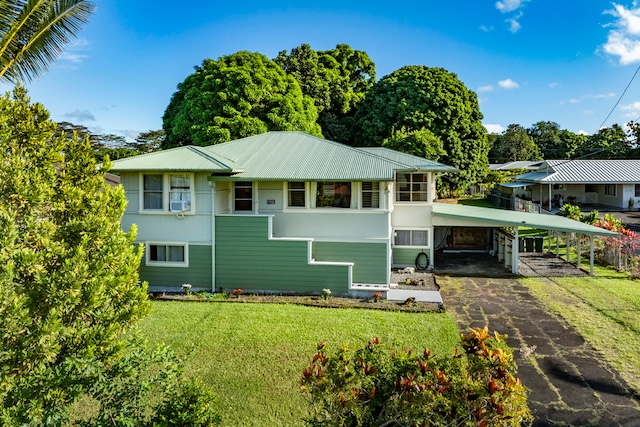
[205,132,413,181]
[358,147,458,173]
[111,145,243,173]
[112,132,460,180]
[431,203,617,236]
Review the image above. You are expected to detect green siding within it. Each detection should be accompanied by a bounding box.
[312,242,388,284]
[393,247,429,266]
[140,245,212,290]
[216,216,350,293]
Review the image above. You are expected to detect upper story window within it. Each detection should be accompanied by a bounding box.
[142,173,194,213]
[316,182,351,208]
[396,173,428,202]
[234,181,253,212]
[288,182,306,207]
[362,182,380,208]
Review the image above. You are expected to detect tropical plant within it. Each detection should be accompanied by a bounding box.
[301,328,532,426]
[0,0,95,83]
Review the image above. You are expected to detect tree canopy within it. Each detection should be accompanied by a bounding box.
[0,0,95,83]
[275,43,375,143]
[354,66,488,193]
[489,124,541,163]
[162,51,322,148]
[0,87,149,424]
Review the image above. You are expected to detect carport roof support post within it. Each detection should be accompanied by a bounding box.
[590,235,594,276]
[512,227,519,274]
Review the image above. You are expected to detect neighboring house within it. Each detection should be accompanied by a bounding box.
[488,160,543,172]
[111,133,616,295]
[515,160,640,210]
[111,132,456,296]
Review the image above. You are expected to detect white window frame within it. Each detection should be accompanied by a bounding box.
[395,173,429,203]
[139,173,195,214]
[286,181,307,208]
[393,229,430,248]
[604,184,617,197]
[145,242,189,267]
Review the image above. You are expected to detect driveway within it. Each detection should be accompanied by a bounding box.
[439,275,640,426]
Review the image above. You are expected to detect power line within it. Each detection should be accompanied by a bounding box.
[595,64,640,133]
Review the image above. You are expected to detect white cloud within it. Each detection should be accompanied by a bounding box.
[495,0,529,13]
[602,4,640,64]
[561,93,615,104]
[621,100,640,117]
[507,12,523,33]
[549,82,560,88]
[498,78,520,89]
[479,25,494,32]
[577,130,589,135]
[477,85,495,92]
[63,109,95,122]
[484,123,505,133]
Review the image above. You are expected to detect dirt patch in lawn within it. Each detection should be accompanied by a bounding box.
[151,292,443,313]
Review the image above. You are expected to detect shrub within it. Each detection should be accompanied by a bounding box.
[300,327,532,426]
[559,203,581,220]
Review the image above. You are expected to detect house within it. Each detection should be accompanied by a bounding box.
[514,160,640,210]
[111,132,616,296]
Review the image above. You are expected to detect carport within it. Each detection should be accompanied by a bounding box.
[431,203,617,275]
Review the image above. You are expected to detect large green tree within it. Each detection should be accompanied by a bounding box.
[489,124,541,163]
[354,66,488,193]
[0,87,149,424]
[275,43,375,143]
[162,51,322,148]
[0,0,95,83]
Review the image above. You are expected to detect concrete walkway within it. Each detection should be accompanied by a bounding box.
[439,276,640,427]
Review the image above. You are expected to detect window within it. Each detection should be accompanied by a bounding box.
[235,181,253,211]
[362,182,380,208]
[170,174,191,211]
[142,173,194,212]
[635,184,640,197]
[146,243,188,266]
[394,230,429,247]
[288,182,306,207]
[396,173,428,202]
[143,174,163,210]
[604,184,616,197]
[316,182,351,208]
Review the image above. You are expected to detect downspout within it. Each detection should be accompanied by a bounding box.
[211,182,217,292]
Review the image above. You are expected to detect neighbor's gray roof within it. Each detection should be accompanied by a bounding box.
[517,160,640,184]
[488,160,543,171]
[431,203,617,236]
[112,131,457,181]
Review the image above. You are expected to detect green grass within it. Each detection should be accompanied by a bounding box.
[454,197,496,208]
[521,271,640,393]
[138,301,460,427]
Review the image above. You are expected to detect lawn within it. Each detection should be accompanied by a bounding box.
[520,267,640,393]
[138,301,460,427]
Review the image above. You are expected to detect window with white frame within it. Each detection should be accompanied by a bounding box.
[394,230,429,247]
[146,243,188,266]
[604,184,616,197]
[316,182,352,208]
[288,182,306,207]
[234,181,253,211]
[142,173,194,212]
[361,182,380,208]
[396,173,428,202]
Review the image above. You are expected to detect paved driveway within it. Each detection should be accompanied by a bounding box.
[439,276,640,427]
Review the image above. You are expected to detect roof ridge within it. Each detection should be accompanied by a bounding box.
[188,145,241,170]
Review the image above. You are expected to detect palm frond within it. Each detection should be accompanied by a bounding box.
[0,0,95,83]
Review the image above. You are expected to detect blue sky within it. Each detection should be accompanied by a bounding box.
[7,0,640,140]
